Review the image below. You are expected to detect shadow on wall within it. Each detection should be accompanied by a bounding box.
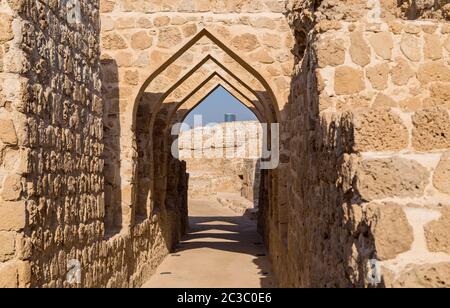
[101,57,123,237]
[268,33,384,288]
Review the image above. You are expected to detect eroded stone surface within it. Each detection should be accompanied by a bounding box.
[366,202,414,260]
[356,158,429,200]
[334,66,365,95]
[412,108,450,151]
[425,207,450,254]
[353,109,408,151]
[387,263,450,288]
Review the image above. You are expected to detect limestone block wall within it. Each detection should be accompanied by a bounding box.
[0,0,29,288]
[271,0,450,287]
[178,121,262,202]
[0,0,188,288]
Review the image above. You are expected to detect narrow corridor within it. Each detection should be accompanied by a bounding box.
[143,199,274,288]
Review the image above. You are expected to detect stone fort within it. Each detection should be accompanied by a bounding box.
[0,0,449,287]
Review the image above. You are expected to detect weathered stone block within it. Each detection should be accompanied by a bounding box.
[0,13,14,43]
[100,0,115,13]
[400,34,421,62]
[356,158,429,200]
[334,66,365,95]
[429,82,450,106]
[124,70,139,85]
[0,231,15,262]
[412,107,450,151]
[353,109,408,152]
[157,27,182,49]
[1,174,22,201]
[102,33,128,50]
[0,119,18,145]
[231,34,260,52]
[349,31,371,67]
[366,202,414,260]
[366,63,389,90]
[0,201,25,231]
[131,31,152,50]
[425,207,450,254]
[368,32,393,60]
[372,93,397,108]
[0,261,18,288]
[417,61,450,84]
[316,38,345,67]
[391,57,415,86]
[433,152,450,195]
[387,263,450,288]
[424,34,443,60]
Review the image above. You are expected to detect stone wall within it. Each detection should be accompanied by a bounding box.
[270,0,450,287]
[0,0,188,288]
[1,0,449,288]
[0,0,29,288]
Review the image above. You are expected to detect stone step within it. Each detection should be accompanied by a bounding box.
[216,192,256,216]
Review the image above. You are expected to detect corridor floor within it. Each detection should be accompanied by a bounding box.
[142,199,274,288]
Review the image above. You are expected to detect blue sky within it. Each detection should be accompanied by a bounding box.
[183,86,257,128]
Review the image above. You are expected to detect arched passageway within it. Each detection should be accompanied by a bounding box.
[124,30,281,286]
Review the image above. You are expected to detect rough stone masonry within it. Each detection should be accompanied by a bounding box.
[0,0,448,288]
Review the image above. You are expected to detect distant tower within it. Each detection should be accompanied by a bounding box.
[224,113,236,122]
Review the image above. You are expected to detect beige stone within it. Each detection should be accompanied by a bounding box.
[0,13,14,43]
[249,49,274,64]
[115,17,135,29]
[444,36,450,52]
[1,174,22,201]
[262,33,282,49]
[250,17,276,29]
[412,108,450,151]
[422,24,437,34]
[182,24,198,38]
[389,263,450,288]
[130,31,152,50]
[153,16,170,27]
[433,152,450,195]
[391,57,415,86]
[115,51,133,67]
[0,201,25,231]
[399,97,423,112]
[316,38,345,67]
[425,207,450,254]
[0,231,15,262]
[349,31,371,67]
[366,202,414,260]
[102,33,128,50]
[368,32,393,60]
[400,34,421,62]
[0,119,18,145]
[334,66,365,95]
[353,109,408,152]
[417,61,450,84]
[137,17,153,29]
[124,70,139,85]
[405,24,421,34]
[366,63,390,90]
[357,158,429,200]
[100,0,115,13]
[428,82,450,107]
[424,34,443,60]
[372,93,397,108]
[158,27,183,49]
[231,34,260,52]
[0,262,18,288]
